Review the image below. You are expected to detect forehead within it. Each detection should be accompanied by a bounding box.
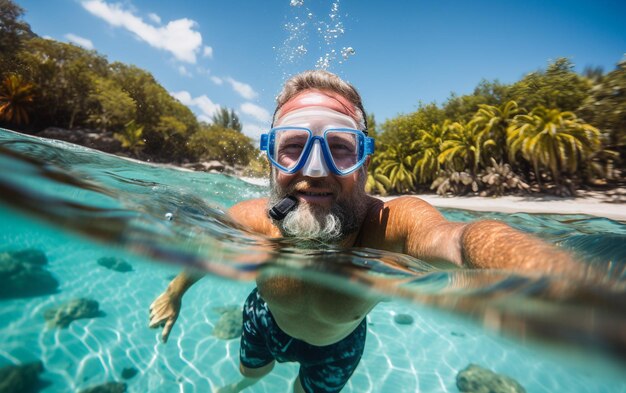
[278,89,358,120]
[274,106,358,131]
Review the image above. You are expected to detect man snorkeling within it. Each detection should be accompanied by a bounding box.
[149,70,580,393]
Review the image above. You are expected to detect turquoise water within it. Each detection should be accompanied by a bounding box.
[0,128,625,392]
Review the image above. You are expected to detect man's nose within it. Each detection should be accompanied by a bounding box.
[301,140,329,177]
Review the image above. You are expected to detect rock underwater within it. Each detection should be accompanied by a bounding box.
[456,364,526,393]
[212,306,243,340]
[44,298,104,329]
[0,249,58,299]
[0,361,48,393]
[97,257,133,273]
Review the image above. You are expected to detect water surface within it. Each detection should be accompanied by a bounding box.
[0,128,625,392]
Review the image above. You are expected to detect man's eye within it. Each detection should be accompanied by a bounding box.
[330,143,354,153]
[280,143,304,153]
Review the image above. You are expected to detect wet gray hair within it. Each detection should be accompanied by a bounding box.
[273,70,368,132]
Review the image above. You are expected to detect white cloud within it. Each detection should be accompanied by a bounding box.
[65,33,94,49]
[194,95,221,118]
[240,103,271,123]
[82,0,203,63]
[210,76,223,85]
[178,65,192,77]
[171,90,220,120]
[197,114,212,124]
[196,66,210,75]
[242,122,267,141]
[171,90,193,104]
[226,77,258,100]
[203,46,213,58]
[148,12,161,24]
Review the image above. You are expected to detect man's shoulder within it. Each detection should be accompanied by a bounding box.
[359,195,444,251]
[228,198,273,234]
[363,195,436,219]
[230,198,269,213]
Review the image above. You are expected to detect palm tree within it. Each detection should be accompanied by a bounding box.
[376,143,416,193]
[365,171,391,195]
[212,107,242,132]
[507,106,601,187]
[0,74,35,126]
[410,120,456,183]
[114,120,145,155]
[469,100,521,163]
[437,121,483,176]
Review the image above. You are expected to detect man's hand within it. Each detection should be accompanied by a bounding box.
[149,290,181,343]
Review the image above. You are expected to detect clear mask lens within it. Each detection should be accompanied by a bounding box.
[325,130,359,171]
[273,128,309,171]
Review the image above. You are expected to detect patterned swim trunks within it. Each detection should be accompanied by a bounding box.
[240,288,367,393]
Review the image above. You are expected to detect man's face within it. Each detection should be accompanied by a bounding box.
[268,90,369,244]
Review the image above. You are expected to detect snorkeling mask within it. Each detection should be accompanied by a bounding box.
[260,107,375,177]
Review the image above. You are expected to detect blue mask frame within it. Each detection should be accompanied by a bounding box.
[260,127,375,176]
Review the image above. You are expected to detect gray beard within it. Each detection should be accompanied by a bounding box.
[268,170,368,246]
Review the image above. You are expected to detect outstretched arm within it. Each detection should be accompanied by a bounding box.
[459,220,585,276]
[383,197,585,277]
[149,270,203,343]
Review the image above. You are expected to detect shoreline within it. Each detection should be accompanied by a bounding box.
[382,191,626,221]
[240,178,625,221]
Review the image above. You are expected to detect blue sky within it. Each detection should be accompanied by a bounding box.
[16,0,626,140]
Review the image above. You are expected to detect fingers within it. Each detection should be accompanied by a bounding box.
[162,318,175,343]
[148,314,165,329]
[148,295,169,328]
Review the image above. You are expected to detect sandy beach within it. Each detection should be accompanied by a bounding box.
[241,178,625,221]
[380,191,625,221]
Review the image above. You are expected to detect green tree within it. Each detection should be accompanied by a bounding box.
[469,100,521,162]
[86,76,136,131]
[110,62,199,158]
[0,0,33,76]
[376,143,416,193]
[438,121,483,175]
[114,120,145,155]
[0,73,34,126]
[188,124,256,166]
[506,58,591,112]
[578,58,626,156]
[507,106,601,189]
[378,102,444,146]
[410,120,456,183]
[443,79,508,123]
[212,107,242,132]
[18,38,108,129]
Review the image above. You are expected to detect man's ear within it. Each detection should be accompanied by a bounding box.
[364,156,371,171]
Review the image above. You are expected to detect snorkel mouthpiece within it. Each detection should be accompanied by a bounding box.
[269,195,299,221]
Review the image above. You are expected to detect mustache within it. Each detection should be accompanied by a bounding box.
[285,179,341,195]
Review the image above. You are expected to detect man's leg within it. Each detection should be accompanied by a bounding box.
[216,361,275,393]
